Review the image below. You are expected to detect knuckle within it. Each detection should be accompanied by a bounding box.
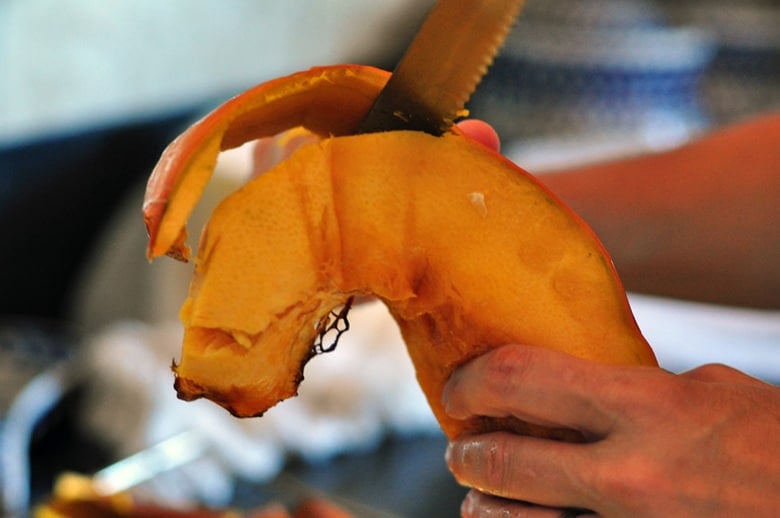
[692,363,732,376]
[481,345,535,394]
[444,345,537,419]
[686,362,753,384]
[590,452,666,510]
[480,433,519,495]
[602,368,679,421]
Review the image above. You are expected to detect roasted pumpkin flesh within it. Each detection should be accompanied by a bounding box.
[143,65,657,440]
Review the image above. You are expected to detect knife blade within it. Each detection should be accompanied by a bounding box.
[358,0,524,136]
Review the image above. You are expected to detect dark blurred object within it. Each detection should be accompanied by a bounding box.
[232,434,465,518]
[468,0,716,142]
[469,0,780,144]
[0,318,106,515]
[0,111,199,320]
[659,0,780,124]
[0,319,73,411]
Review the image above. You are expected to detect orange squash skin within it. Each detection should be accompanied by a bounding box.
[144,65,390,261]
[144,65,657,441]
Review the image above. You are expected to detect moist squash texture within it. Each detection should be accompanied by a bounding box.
[144,65,657,440]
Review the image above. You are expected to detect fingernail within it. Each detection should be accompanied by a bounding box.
[446,439,474,472]
[461,489,476,516]
[441,372,463,418]
[445,441,464,474]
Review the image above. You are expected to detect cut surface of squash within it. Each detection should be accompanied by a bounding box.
[144,65,657,440]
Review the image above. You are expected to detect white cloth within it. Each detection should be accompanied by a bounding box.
[77,302,438,507]
[630,293,780,382]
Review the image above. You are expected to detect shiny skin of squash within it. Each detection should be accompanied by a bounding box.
[144,65,657,440]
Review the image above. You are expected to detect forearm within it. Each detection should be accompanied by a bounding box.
[540,112,780,309]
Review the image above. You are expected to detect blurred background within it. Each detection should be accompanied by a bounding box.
[1,0,779,516]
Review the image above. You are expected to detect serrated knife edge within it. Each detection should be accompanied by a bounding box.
[358,0,524,135]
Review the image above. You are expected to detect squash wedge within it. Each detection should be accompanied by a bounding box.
[143,65,656,440]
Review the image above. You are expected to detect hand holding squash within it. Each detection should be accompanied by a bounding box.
[444,344,780,516]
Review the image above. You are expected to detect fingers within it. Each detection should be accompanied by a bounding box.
[251,121,499,182]
[445,344,779,515]
[443,345,619,435]
[447,432,599,511]
[461,489,595,518]
[251,120,498,180]
[456,119,501,152]
[252,128,320,179]
[682,363,768,386]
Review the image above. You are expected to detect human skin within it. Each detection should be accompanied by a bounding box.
[443,344,780,517]
[254,115,780,310]
[443,117,780,516]
[249,118,779,515]
[538,113,780,309]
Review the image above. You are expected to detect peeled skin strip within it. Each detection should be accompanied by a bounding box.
[144,65,389,261]
[143,65,657,441]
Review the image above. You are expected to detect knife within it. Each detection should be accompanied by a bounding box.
[358,0,524,136]
[87,430,401,516]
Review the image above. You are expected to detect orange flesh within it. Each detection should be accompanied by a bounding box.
[144,65,390,261]
[144,65,657,440]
